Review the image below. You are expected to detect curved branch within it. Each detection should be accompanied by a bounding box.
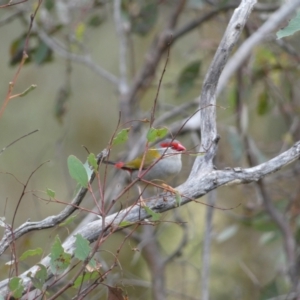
[217,0,300,96]
[0,150,108,256]
[192,0,257,177]
[36,28,120,86]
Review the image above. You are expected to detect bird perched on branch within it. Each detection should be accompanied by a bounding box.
[104,139,186,183]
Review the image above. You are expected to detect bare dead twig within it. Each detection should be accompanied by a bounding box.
[0,129,38,155]
[0,0,42,118]
[9,160,49,277]
[149,40,172,128]
[0,10,23,26]
[0,0,28,8]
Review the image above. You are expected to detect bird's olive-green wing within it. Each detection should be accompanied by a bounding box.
[123,149,161,170]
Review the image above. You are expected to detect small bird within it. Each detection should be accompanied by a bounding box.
[105,139,186,183]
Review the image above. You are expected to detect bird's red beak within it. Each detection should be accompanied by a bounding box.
[173,142,186,151]
[161,140,186,151]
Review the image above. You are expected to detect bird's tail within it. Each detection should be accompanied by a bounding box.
[102,160,134,172]
[101,160,117,166]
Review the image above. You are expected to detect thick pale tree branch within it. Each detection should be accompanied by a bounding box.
[190,2,257,299]
[217,0,300,96]
[191,0,257,177]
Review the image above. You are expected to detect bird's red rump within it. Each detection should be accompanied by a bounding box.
[115,162,125,169]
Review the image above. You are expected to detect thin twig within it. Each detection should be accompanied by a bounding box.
[0,129,38,155]
[36,28,119,86]
[0,0,42,117]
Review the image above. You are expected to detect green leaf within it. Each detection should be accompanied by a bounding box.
[19,84,37,97]
[259,232,279,245]
[27,264,47,291]
[252,220,279,232]
[88,153,98,171]
[144,206,161,221]
[74,234,91,261]
[177,60,201,96]
[33,41,53,65]
[75,22,86,42]
[50,236,71,275]
[9,277,24,298]
[59,214,77,227]
[216,225,239,243]
[9,34,25,66]
[146,127,168,142]
[174,191,182,207]
[88,257,97,269]
[260,280,279,300]
[277,12,300,39]
[119,220,133,227]
[46,188,55,198]
[112,128,130,146]
[244,213,279,232]
[73,272,98,289]
[83,161,93,181]
[257,90,269,115]
[131,2,158,36]
[67,155,89,188]
[44,0,55,11]
[19,248,43,261]
[88,15,104,27]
